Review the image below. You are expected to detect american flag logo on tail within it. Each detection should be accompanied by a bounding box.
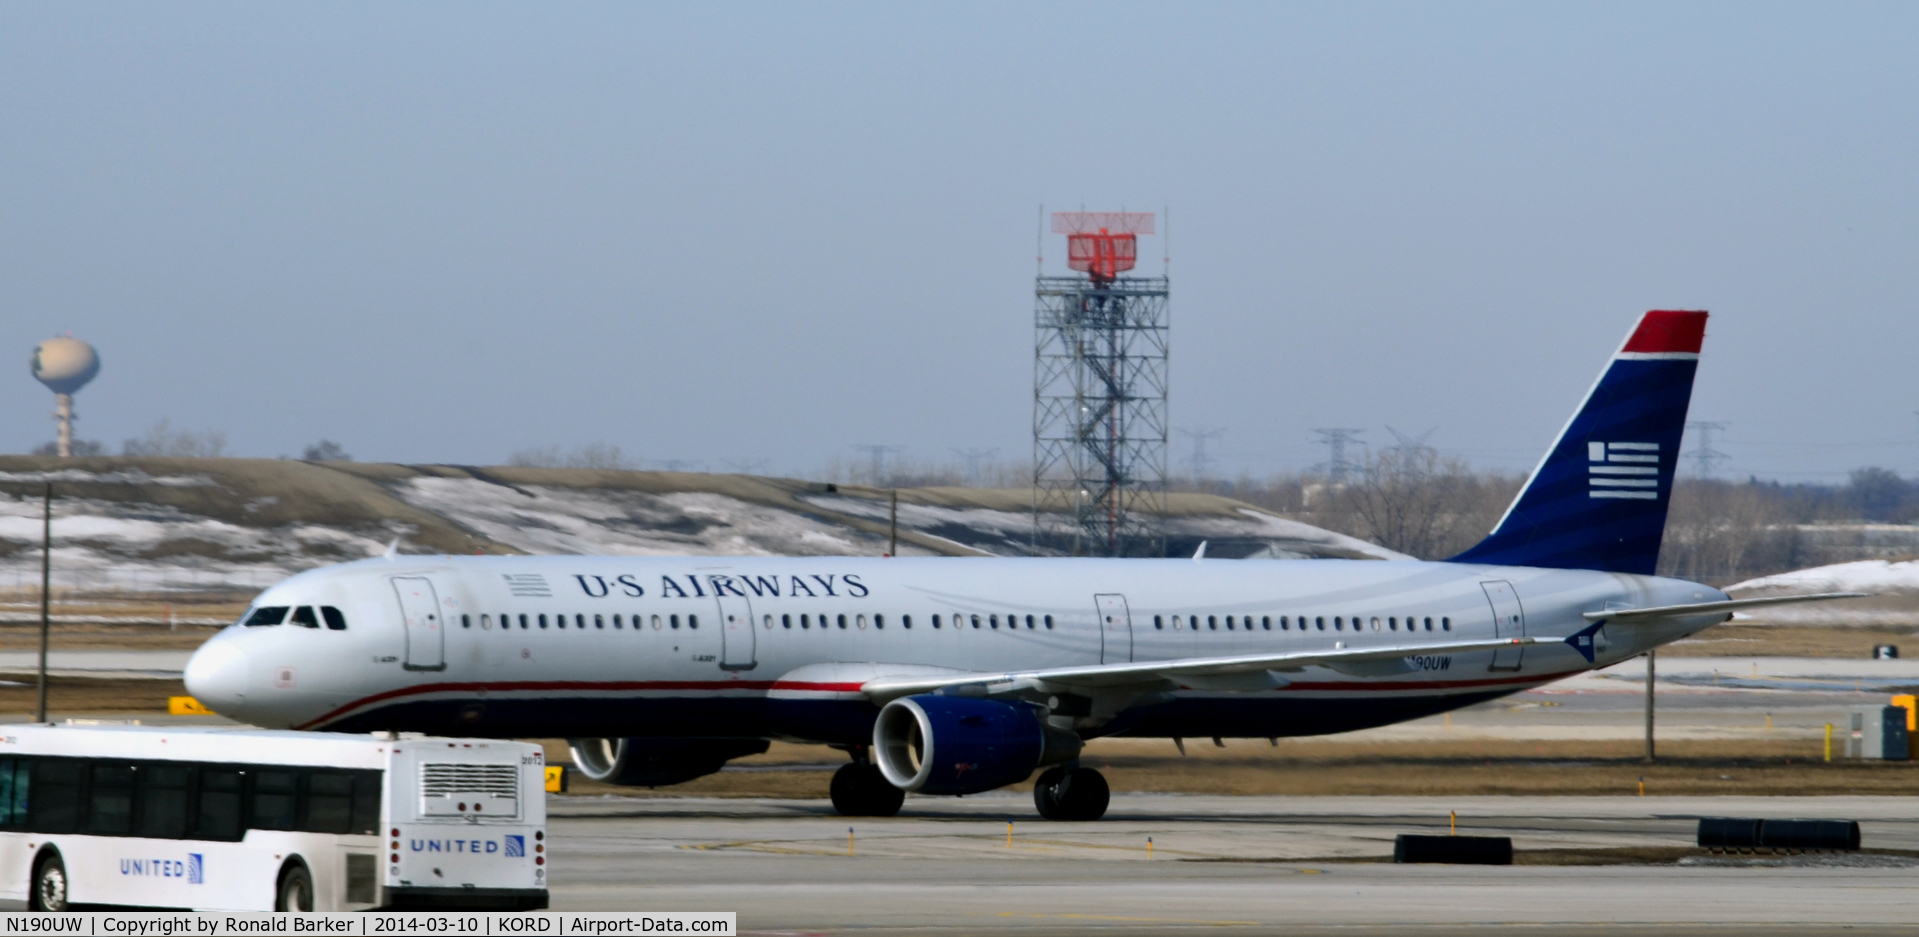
[1589,442,1659,500]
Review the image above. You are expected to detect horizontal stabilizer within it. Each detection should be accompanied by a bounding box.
[1581,592,1868,623]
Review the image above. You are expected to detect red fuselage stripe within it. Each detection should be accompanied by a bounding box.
[296,668,1583,729]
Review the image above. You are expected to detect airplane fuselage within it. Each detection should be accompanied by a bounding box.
[185,554,1726,741]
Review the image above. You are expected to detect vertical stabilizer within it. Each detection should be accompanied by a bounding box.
[1448,311,1707,575]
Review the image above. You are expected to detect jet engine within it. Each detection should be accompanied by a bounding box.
[872,695,1081,795]
[566,738,770,787]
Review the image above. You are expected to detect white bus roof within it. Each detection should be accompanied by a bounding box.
[0,724,534,769]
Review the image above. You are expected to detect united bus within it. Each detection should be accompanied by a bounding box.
[0,724,547,911]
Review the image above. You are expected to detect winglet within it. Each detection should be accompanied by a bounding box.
[1192,541,1208,561]
[382,537,400,560]
[1564,620,1606,663]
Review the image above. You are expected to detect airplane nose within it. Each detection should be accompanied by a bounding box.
[184,641,249,717]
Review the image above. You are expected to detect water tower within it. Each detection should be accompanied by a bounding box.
[1033,212,1169,557]
[31,335,100,458]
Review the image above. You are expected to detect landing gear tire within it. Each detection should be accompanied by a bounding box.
[830,762,905,817]
[29,852,66,911]
[1033,765,1109,821]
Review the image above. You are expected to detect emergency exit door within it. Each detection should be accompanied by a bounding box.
[1096,593,1133,663]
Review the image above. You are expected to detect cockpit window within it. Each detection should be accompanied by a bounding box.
[289,606,320,629]
[322,606,347,631]
[244,606,289,627]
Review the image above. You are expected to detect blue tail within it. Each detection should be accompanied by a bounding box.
[1448,310,1707,576]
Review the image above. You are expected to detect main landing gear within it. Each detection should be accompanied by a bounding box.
[830,749,905,817]
[1033,764,1109,821]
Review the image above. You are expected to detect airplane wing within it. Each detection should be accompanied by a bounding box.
[859,636,1543,703]
[1580,592,1868,623]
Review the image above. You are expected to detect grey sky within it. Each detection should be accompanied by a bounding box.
[4,4,1914,482]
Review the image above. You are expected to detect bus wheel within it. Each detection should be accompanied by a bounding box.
[275,861,314,912]
[30,852,67,911]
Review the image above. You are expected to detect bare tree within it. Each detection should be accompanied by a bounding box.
[122,420,226,458]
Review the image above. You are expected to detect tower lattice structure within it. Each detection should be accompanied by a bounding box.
[1033,212,1168,557]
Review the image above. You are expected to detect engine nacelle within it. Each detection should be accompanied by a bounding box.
[872,695,1081,795]
[567,737,770,787]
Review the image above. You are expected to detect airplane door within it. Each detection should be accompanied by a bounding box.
[392,576,447,672]
[716,592,756,671]
[1096,594,1133,664]
[1482,580,1525,671]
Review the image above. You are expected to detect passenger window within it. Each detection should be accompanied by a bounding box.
[462,614,473,630]
[782,614,792,629]
[577,614,587,629]
[290,606,320,629]
[858,614,869,630]
[670,615,680,629]
[688,614,698,630]
[322,606,348,630]
[834,614,844,630]
[244,606,289,627]
[1044,615,1054,629]
[903,615,912,629]
[762,615,772,629]
[1372,617,1382,631]
[251,771,298,830]
[30,760,82,833]
[304,772,354,834]
[1208,616,1218,631]
[989,615,999,630]
[873,614,883,630]
[135,764,189,839]
[931,614,941,629]
[1316,617,1325,630]
[651,615,661,630]
[1226,616,1235,630]
[0,759,29,829]
[800,614,809,629]
[194,770,242,841]
[349,771,382,834]
[1334,617,1343,631]
[1263,616,1272,631]
[615,614,625,629]
[971,615,982,629]
[1442,617,1451,631]
[538,614,548,629]
[85,763,134,834]
[1154,615,1164,630]
[594,614,604,630]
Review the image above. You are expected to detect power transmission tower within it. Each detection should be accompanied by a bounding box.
[1685,421,1729,479]
[1178,428,1226,482]
[950,448,999,486]
[1312,428,1365,482]
[1384,426,1437,457]
[851,445,904,484]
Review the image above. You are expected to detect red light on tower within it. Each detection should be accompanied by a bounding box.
[1053,212,1155,286]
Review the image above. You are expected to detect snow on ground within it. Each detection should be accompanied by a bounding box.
[1729,559,1919,595]
[393,478,907,558]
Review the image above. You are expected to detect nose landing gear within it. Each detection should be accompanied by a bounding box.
[1033,764,1109,821]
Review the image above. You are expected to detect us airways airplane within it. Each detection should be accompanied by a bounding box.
[184,310,1856,820]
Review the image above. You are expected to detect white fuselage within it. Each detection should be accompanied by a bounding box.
[184,554,1726,743]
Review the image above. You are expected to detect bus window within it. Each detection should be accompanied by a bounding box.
[31,759,83,833]
[322,606,348,630]
[251,770,299,830]
[304,772,353,833]
[85,763,135,834]
[244,606,289,627]
[350,771,382,834]
[195,769,242,841]
[135,764,190,839]
[0,759,28,828]
[289,606,320,629]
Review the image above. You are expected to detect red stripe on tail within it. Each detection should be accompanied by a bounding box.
[1621,310,1708,354]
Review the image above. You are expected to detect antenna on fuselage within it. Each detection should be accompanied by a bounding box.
[382,537,400,560]
[1192,541,1207,561]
